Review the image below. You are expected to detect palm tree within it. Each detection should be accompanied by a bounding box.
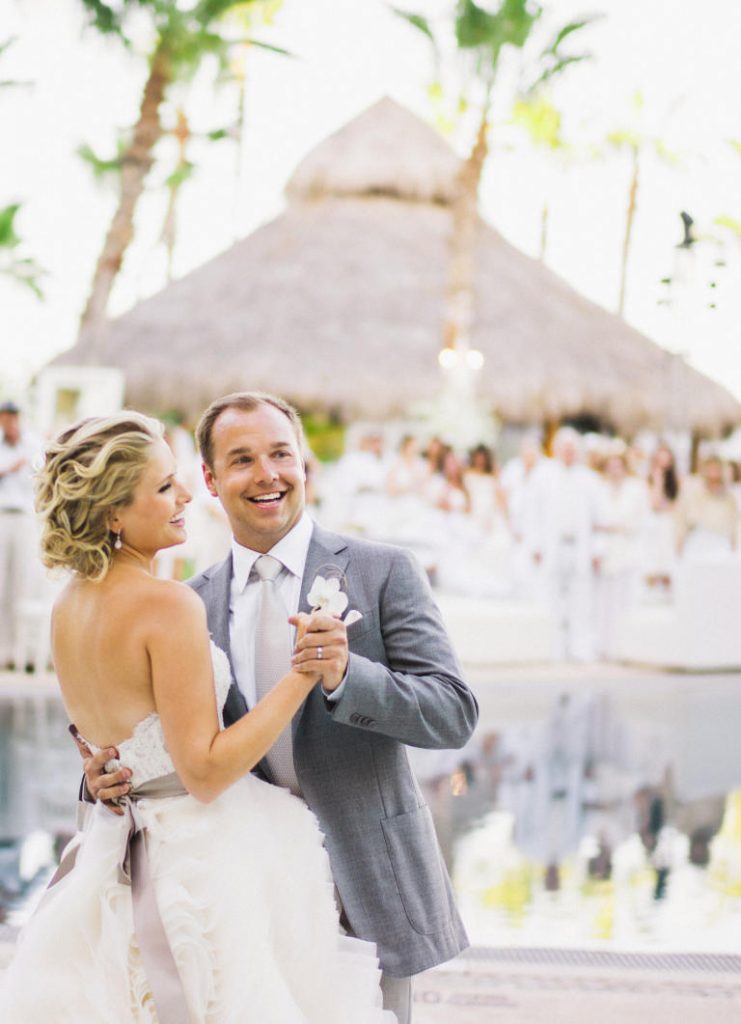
[226,0,285,234]
[604,92,677,315]
[76,0,279,346]
[511,92,570,260]
[395,2,594,356]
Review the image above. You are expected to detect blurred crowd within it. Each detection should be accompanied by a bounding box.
[320,425,741,661]
[1,400,741,669]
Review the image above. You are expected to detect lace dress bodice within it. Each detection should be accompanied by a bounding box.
[86,641,233,788]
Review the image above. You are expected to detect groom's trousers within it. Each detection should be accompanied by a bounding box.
[380,974,413,1023]
[340,903,412,1022]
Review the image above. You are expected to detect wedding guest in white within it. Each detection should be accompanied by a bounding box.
[595,451,649,658]
[423,436,447,482]
[0,400,44,669]
[337,431,389,496]
[383,435,439,553]
[463,444,508,532]
[385,434,429,499]
[643,443,680,596]
[675,454,737,560]
[501,433,545,599]
[529,428,602,661]
[326,430,391,535]
[433,449,471,516]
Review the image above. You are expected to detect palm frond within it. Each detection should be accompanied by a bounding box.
[165,162,196,190]
[77,141,126,181]
[0,204,21,248]
[714,214,741,237]
[0,203,45,298]
[528,52,590,93]
[541,16,601,57]
[221,36,294,56]
[78,0,128,39]
[390,6,436,44]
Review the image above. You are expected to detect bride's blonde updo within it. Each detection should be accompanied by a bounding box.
[36,411,165,580]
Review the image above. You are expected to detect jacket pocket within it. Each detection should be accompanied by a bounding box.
[381,804,450,935]
[346,607,379,644]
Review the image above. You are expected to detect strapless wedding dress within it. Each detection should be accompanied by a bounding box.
[0,644,395,1023]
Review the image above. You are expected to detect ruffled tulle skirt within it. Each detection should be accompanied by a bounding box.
[0,775,395,1023]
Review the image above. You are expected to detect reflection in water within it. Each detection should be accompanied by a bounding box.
[1,686,740,948]
[0,693,79,924]
[409,691,741,952]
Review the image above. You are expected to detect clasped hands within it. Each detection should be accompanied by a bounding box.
[290,608,348,692]
[71,609,348,814]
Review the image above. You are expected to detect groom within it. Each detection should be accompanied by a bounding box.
[87,391,478,1022]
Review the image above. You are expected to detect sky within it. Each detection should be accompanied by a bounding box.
[1,0,740,404]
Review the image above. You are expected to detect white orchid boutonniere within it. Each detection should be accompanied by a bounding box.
[307,574,363,627]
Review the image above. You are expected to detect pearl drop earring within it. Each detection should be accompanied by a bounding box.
[114,532,123,550]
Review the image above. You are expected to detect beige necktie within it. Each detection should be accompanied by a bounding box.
[253,554,301,795]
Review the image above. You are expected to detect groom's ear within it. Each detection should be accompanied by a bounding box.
[202,462,219,498]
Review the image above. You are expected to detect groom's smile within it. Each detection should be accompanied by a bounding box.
[203,404,306,553]
[248,490,286,506]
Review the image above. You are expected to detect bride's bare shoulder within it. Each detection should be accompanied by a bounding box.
[142,576,207,627]
[53,573,204,627]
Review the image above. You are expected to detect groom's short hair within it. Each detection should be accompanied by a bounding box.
[196,391,305,468]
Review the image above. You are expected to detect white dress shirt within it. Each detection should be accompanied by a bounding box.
[228,512,345,708]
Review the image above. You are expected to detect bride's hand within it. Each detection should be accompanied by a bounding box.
[290,610,348,690]
[289,612,323,685]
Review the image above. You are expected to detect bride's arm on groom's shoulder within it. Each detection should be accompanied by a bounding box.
[147,584,320,803]
[323,547,479,750]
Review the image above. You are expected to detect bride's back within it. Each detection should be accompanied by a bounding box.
[34,410,189,748]
[53,566,163,748]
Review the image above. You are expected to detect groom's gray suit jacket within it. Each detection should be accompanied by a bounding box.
[188,523,479,977]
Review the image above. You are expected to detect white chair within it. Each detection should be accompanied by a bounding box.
[613,559,741,670]
[435,592,556,666]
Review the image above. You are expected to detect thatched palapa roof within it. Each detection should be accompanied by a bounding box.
[53,98,740,434]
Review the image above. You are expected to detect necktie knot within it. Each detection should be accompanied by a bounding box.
[254,554,283,583]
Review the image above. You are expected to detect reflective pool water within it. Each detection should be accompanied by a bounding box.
[409,665,741,952]
[1,665,740,950]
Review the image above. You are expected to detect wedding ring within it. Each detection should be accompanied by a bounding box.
[317,646,324,660]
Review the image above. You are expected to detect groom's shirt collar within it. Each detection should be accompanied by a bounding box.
[231,511,314,592]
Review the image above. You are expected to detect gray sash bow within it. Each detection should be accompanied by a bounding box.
[46,772,190,1024]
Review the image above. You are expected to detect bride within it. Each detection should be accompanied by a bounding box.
[0,412,394,1023]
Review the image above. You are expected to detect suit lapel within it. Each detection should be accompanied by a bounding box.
[298,525,351,614]
[203,554,233,656]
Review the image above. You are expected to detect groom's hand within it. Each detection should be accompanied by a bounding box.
[70,724,132,817]
[290,610,348,691]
